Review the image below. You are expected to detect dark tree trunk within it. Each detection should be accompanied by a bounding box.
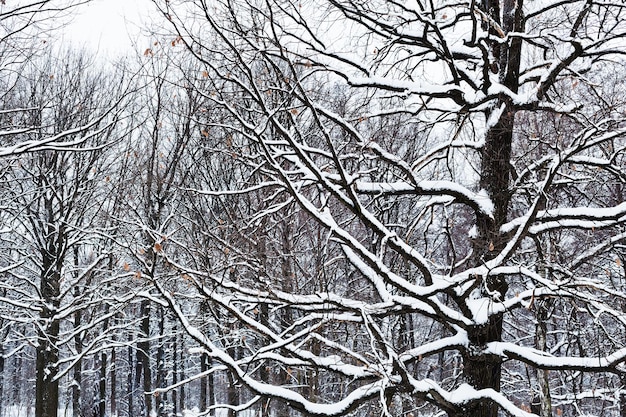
[621,375,626,417]
[177,331,185,413]
[35,334,59,417]
[257,234,273,417]
[199,352,208,413]
[73,284,82,417]
[458,1,525,416]
[535,300,553,417]
[156,307,166,416]
[98,305,110,417]
[226,317,239,417]
[227,373,237,417]
[128,335,136,417]
[99,353,107,417]
[172,331,178,417]
[13,354,21,409]
[36,245,62,417]
[258,302,271,417]
[460,104,514,417]
[72,338,82,417]
[460,313,506,417]
[0,344,4,417]
[111,346,117,417]
[0,289,6,417]
[178,334,186,410]
[137,300,152,417]
[208,356,215,412]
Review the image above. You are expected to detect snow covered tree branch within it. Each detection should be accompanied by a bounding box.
[141,0,626,416]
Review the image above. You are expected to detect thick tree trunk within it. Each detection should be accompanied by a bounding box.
[460,313,506,417]
[459,104,514,417]
[227,373,238,417]
[457,1,525,416]
[36,248,61,417]
[35,336,59,417]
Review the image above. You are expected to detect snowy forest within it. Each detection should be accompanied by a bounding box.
[1,1,626,417]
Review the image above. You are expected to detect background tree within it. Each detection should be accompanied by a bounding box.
[0,0,103,155]
[0,50,133,417]
[111,47,208,417]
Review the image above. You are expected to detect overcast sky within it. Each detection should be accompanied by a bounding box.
[61,0,155,56]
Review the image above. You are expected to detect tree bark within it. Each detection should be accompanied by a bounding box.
[156,307,166,416]
[178,334,185,413]
[99,353,107,417]
[99,303,111,417]
[457,1,525,416]
[35,194,64,417]
[535,300,552,417]
[172,331,178,417]
[0,344,4,417]
[128,341,135,417]
[36,249,61,417]
[621,375,626,417]
[111,346,117,417]
[137,300,152,417]
[199,351,207,413]
[73,277,82,417]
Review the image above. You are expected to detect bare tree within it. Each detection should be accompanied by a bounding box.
[0,50,133,417]
[147,1,626,417]
[110,49,207,417]
[0,1,131,156]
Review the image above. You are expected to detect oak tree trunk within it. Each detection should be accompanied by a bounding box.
[456,1,524,416]
[36,249,61,417]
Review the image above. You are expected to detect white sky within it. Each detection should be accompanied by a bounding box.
[60,0,156,57]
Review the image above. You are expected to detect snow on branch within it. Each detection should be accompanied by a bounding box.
[487,342,626,373]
